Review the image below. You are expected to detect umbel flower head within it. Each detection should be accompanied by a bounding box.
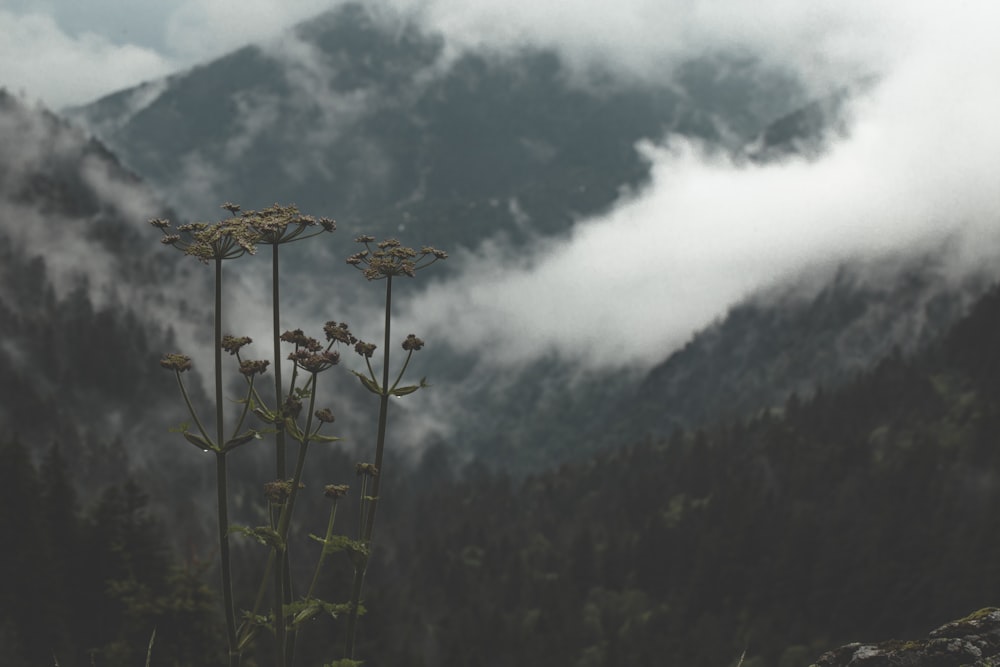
[346,236,447,280]
[243,202,335,244]
[149,202,334,261]
[150,204,260,262]
[160,353,193,372]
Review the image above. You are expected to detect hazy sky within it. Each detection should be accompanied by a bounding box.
[3,0,1000,374]
[0,0,926,110]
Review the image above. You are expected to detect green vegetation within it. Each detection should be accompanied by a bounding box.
[152,204,445,665]
[3,222,1000,664]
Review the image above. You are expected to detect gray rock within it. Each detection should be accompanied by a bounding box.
[810,609,1000,667]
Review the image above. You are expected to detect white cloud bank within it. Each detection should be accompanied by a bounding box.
[4,0,999,375]
[397,2,1000,368]
[0,10,175,110]
[0,1,339,110]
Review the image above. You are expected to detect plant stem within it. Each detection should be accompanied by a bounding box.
[214,257,239,667]
[344,275,393,659]
[307,500,340,599]
[269,242,292,667]
[272,242,286,479]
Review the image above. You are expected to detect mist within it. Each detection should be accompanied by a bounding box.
[387,2,1000,370]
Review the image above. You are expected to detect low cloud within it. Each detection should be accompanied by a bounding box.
[397,3,1000,370]
[0,10,175,110]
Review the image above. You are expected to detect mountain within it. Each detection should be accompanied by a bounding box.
[332,278,1000,667]
[5,11,1000,662]
[0,89,209,494]
[63,3,998,477]
[67,3,808,251]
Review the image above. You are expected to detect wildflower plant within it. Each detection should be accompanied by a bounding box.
[151,206,444,666]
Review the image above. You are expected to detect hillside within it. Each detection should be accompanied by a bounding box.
[0,89,194,479]
[68,3,808,252]
[330,278,1000,667]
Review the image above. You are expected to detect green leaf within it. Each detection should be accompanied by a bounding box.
[231,524,284,551]
[325,659,365,667]
[310,433,342,443]
[252,407,278,424]
[391,377,429,397]
[311,534,370,562]
[286,598,354,627]
[223,429,260,452]
[237,612,271,649]
[351,370,384,396]
[182,431,215,452]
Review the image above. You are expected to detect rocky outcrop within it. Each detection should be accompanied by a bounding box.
[811,608,1000,666]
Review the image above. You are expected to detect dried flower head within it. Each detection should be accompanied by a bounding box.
[290,349,340,374]
[354,341,377,359]
[355,462,379,477]
[239,203,336,245]
[263,479,304,503]
[324,484,349,499]
[346,236,447,280]
[239,359,270,377]
[314,408,335,423]
[160,353,193,372]
[221,335,252,355]
[323,321,357,346]
[153,209,262,261]
[401,334,424,351]
[282,395,302,420]
[280,329,321,351]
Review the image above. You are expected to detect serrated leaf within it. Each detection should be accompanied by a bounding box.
[231,524,284,551]
[319,535,370,560]
[286,599,323,625]
[182,431,215,452]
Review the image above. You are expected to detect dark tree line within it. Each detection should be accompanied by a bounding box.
[0,439,220,667]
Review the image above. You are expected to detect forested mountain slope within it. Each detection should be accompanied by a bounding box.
[68,2,806,250]
[333,279,1000,666]
[0,89,191,479]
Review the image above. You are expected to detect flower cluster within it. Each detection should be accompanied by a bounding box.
[323,321,357,346]
[346,236,447,280]
[401,334,424,351]
[323,484,349,499]
[354,341,377,358]
[160,353,193,372]
[290,349,340,374]
[355,462,378,477]
[239,359,270,378]
[263,479,304,504]
[245,203,335,245]
[150,211,260,262]
[221,335,253,355]
[150,202,335,263]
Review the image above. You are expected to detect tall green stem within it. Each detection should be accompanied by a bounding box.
[272,243,286,479]
[214,258,239,667]
[344,275,393,658]
[269,242,295,667]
